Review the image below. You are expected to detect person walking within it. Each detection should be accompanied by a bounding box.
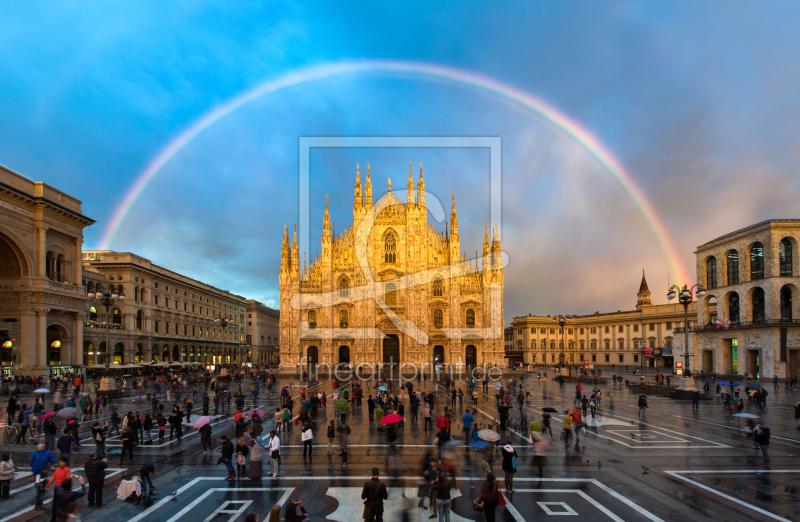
[268,430,280,477]
[375,403,385,432]
[157,412,167,443]
[326,420,336,455]
[754,424,771,465]
[51,476,84,522]
[691,390,700,412]
[56,429,76,466]
[637,394,648,417]
[0,452,14,499]
[45,456,72,520]
[217,435,236,480]
[143,414,153,445]
[501,442,518,494]
[480,473,501,522]
[84,453,108,507]
[119,426,136,465]
[361,467,388,522]
[531,431,549,477]
[31,443,55,511]
[338,422,351,467]
[43,417,58,450]
[462,411,474,447]
[795,401,800,431]
[110,408,121,436]
[200,422,213,454]
[248,435,265,480]
[235,437,249,478]
[432,471,455,522]
[301,420,313,458]
[92,422,107,457]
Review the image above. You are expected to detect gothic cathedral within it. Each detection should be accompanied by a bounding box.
[279,164,505,373]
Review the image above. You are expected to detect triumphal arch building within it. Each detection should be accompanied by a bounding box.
[279,164,505,374]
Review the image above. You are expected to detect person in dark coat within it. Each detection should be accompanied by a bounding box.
[84,453,108,506]
[218,435,235,479]
[51,477,84,522]
[480,473,500,522]
[119,427,136,465]
[501,442,518,493]
[360,467,389,522]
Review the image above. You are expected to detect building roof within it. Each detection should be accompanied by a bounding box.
[700,219,800,247]
[246,299,280,318]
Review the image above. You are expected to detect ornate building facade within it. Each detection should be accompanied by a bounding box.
[675,219,800,379]
[279,164,505,373]
[246,299,280,365]
[510,272,698,369]
[0,165,93,376]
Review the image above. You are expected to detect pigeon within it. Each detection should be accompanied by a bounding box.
[366,449,370,455]
[642,466,650,472]
[598,461,601,468]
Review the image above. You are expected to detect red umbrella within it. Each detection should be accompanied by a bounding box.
[39,411,56,420]
[379,413,404,424]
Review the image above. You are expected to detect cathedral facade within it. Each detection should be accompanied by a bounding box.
[279,164,505,374]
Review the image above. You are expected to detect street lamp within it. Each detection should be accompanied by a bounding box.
[88,288,125,394]
[667,283,706,391]
[215,317,234,366]
[540,338,547,366]
[635,338,648,373]
[552,315,573,370]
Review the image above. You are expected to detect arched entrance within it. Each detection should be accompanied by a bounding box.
[83,341,95,366]
[339,345,350,365]
[465,345,476,366]
[163,345,170,362]
[113,342,125,364]
[383,334,400,369]
[306,346,318,370]
[152,344,160,363]
[1,332,13,367]
[433,345,445,365]
[47,325,63,366]
[172,345,180,362]
[135,343,144,364]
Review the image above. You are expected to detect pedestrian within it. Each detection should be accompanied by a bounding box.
[501,441,518,494]
[338,422,351,467]
[31,443,55,511]
[143,414,153,444]
[43,417,57,450]
[268,430,280,477]
[119,426,136,465]
[638,394,648,417]
[754,424,771,465]
[157,412,167,442]
[301,420,313,458]
[375,403,385,432]
[285,497,309,521]
[0,452,14,499]
[92,422,107,457]
[235,437,249,478]
[480,473,501,522]
[217,435,236,480]
[462,411,474,447]
[56,429,75,466]
[84,453,108,507]
[531,431,549,477]
[423,403,433,430]
[562,410,573,446]
[51,476,84,522]
[200,422,213,454]
[361,467,388,522]
[692,390,700,412]
[795,401,800,431]
[45,456,72,519]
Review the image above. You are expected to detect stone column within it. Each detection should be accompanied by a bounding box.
[37,226,47,278]
[74,238,83,285]
[73,312,84,368]
[19,310,38,375]
[35,308,49,378]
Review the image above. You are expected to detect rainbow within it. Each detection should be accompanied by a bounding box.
[98,60,689,284]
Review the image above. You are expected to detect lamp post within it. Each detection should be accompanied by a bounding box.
[636,338,648,373]
[215,317,234,366]
[88,289,125,394]
[667,283,706,391]
[552,315,573,371]
[540,339,547,366]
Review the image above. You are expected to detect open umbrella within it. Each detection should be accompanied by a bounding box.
[56,407,78,420]
[380,413,404,424]
[216,386,228,391]
[478,429,501,442]
[733,413,759,419]
[193,416,211,428]
[34,388,51,394]
[655,372,662,375]
[39,411,56,420]
[471,440,492,449]
[718,382,730,386]
[377,386,388,391]
[745,383,760,390]
[247,408,265,418]
[542,407,558,413]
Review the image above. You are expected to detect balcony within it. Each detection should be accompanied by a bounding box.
[676,318,800,333]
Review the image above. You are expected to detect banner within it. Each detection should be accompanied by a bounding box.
[661,348,672,355]
[653,348,662,356]
[644,348,653,356]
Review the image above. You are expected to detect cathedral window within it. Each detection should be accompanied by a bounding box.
[338,276,350,298]
[434,309,443,328]
[384,283,397,305]
[339,310,348,328]
[750,242,764,280]
[432,277,443,297]
[384,234,397,263]
[308,310,317,329]
[727,250,739,284]
[466,309,475,327]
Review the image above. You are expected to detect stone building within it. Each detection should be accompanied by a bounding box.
[279,164,505,374]
[81,251,248,368]
[510,272,698,369]
[675,220,800,379]
[246,299,280,366]
[0,165,94,376]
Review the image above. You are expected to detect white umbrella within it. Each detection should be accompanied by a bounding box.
[478,429,501,442]
[733,413,759,419]
[34,388,51,394]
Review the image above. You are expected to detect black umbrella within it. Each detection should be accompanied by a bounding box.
[216,385,228,391]
[542,407,557,413]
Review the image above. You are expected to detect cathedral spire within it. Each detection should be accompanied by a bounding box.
[482,222,491,273]
[354,163,363,207]
[417,163,425,207]
[291,224,299,275]
[323,195,331,237]
[365,164,373,208]
[407,162,415,205]
[450,193,458,236]
[636,269,652,310]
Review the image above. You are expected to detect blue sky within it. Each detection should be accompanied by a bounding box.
[2,1,799,317]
